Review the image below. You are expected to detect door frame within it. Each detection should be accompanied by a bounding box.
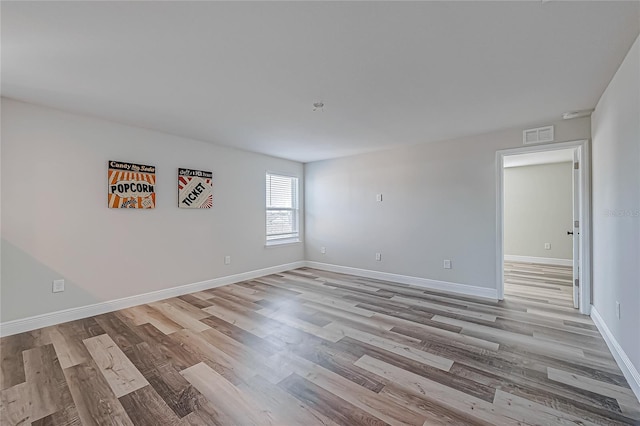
[496,139,591,315]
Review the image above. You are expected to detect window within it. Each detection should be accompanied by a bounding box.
[266,172,299,245]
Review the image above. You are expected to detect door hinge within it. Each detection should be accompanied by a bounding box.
[575,278,580,287]
[574,162,579,170]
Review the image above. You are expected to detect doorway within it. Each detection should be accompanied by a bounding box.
[496,140,591,315]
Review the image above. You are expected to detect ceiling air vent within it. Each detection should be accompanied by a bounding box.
[523,125,554,145]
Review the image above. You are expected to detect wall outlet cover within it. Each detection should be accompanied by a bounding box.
[224,255,231,265]
[443,259,452,269]
[53,279,65,293]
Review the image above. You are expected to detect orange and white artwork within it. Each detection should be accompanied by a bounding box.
[178,168,213,209]
[108,161,156,209]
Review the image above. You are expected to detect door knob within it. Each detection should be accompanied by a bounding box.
[567,231,574,235]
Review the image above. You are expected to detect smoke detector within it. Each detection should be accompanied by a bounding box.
[562,110,593,120]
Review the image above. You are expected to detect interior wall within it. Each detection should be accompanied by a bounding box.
[504,162,573,261]
[0,98,304,322]
[305,118,590,290]
[591,36,639,374]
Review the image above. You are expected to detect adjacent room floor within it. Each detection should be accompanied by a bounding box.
[504,261,574,309]
[1,267,639,425]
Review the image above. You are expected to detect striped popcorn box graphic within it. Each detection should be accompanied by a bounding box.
[178,168,213,209]
[108,161,156,209]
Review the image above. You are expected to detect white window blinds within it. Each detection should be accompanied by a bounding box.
[266,173,299,244]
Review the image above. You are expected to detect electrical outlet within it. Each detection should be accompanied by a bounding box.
[376,193,383,202]
[616,301,621,319]
[224,255,231,265]
[544,243,551,250]
[375,253,382,261]
[52,279,65,293]
[320,247,326,254]
[443,259,452,269]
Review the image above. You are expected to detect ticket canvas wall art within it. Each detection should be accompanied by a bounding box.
[178,168,213,209]
[108,161,156,209]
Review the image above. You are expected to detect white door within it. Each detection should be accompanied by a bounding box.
[572,148,581,309]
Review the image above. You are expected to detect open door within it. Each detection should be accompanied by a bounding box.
[571,148,581,309]
[497,139,591,314]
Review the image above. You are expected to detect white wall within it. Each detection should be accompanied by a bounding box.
[504,162,573,260]
[0,98,304,322]
[591,36,640,376]
[305,118,590,290]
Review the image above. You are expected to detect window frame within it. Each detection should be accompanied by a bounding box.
[265,171,301,246]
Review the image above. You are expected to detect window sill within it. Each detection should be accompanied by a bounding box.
[265,239,302,248]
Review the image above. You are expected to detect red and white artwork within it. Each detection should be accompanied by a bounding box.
[178,168,213,209]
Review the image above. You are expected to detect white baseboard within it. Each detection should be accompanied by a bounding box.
[1,259,499,337]
[591,306,640,402]
[0,261,306,337]
[504,255,573,267]
[304,261,498,300]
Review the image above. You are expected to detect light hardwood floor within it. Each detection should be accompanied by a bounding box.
[1,266,639,425]
[504,261,574,308]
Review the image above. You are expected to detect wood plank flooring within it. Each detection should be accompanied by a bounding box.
[504,261,575,308]
[2,266,639,425]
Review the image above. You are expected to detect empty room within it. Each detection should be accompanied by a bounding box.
[1,1,639,425]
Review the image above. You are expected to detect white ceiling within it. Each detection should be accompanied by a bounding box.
[503,148,574,168]
[2,2,638,163]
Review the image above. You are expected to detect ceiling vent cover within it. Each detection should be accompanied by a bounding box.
[523,125,554,145]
